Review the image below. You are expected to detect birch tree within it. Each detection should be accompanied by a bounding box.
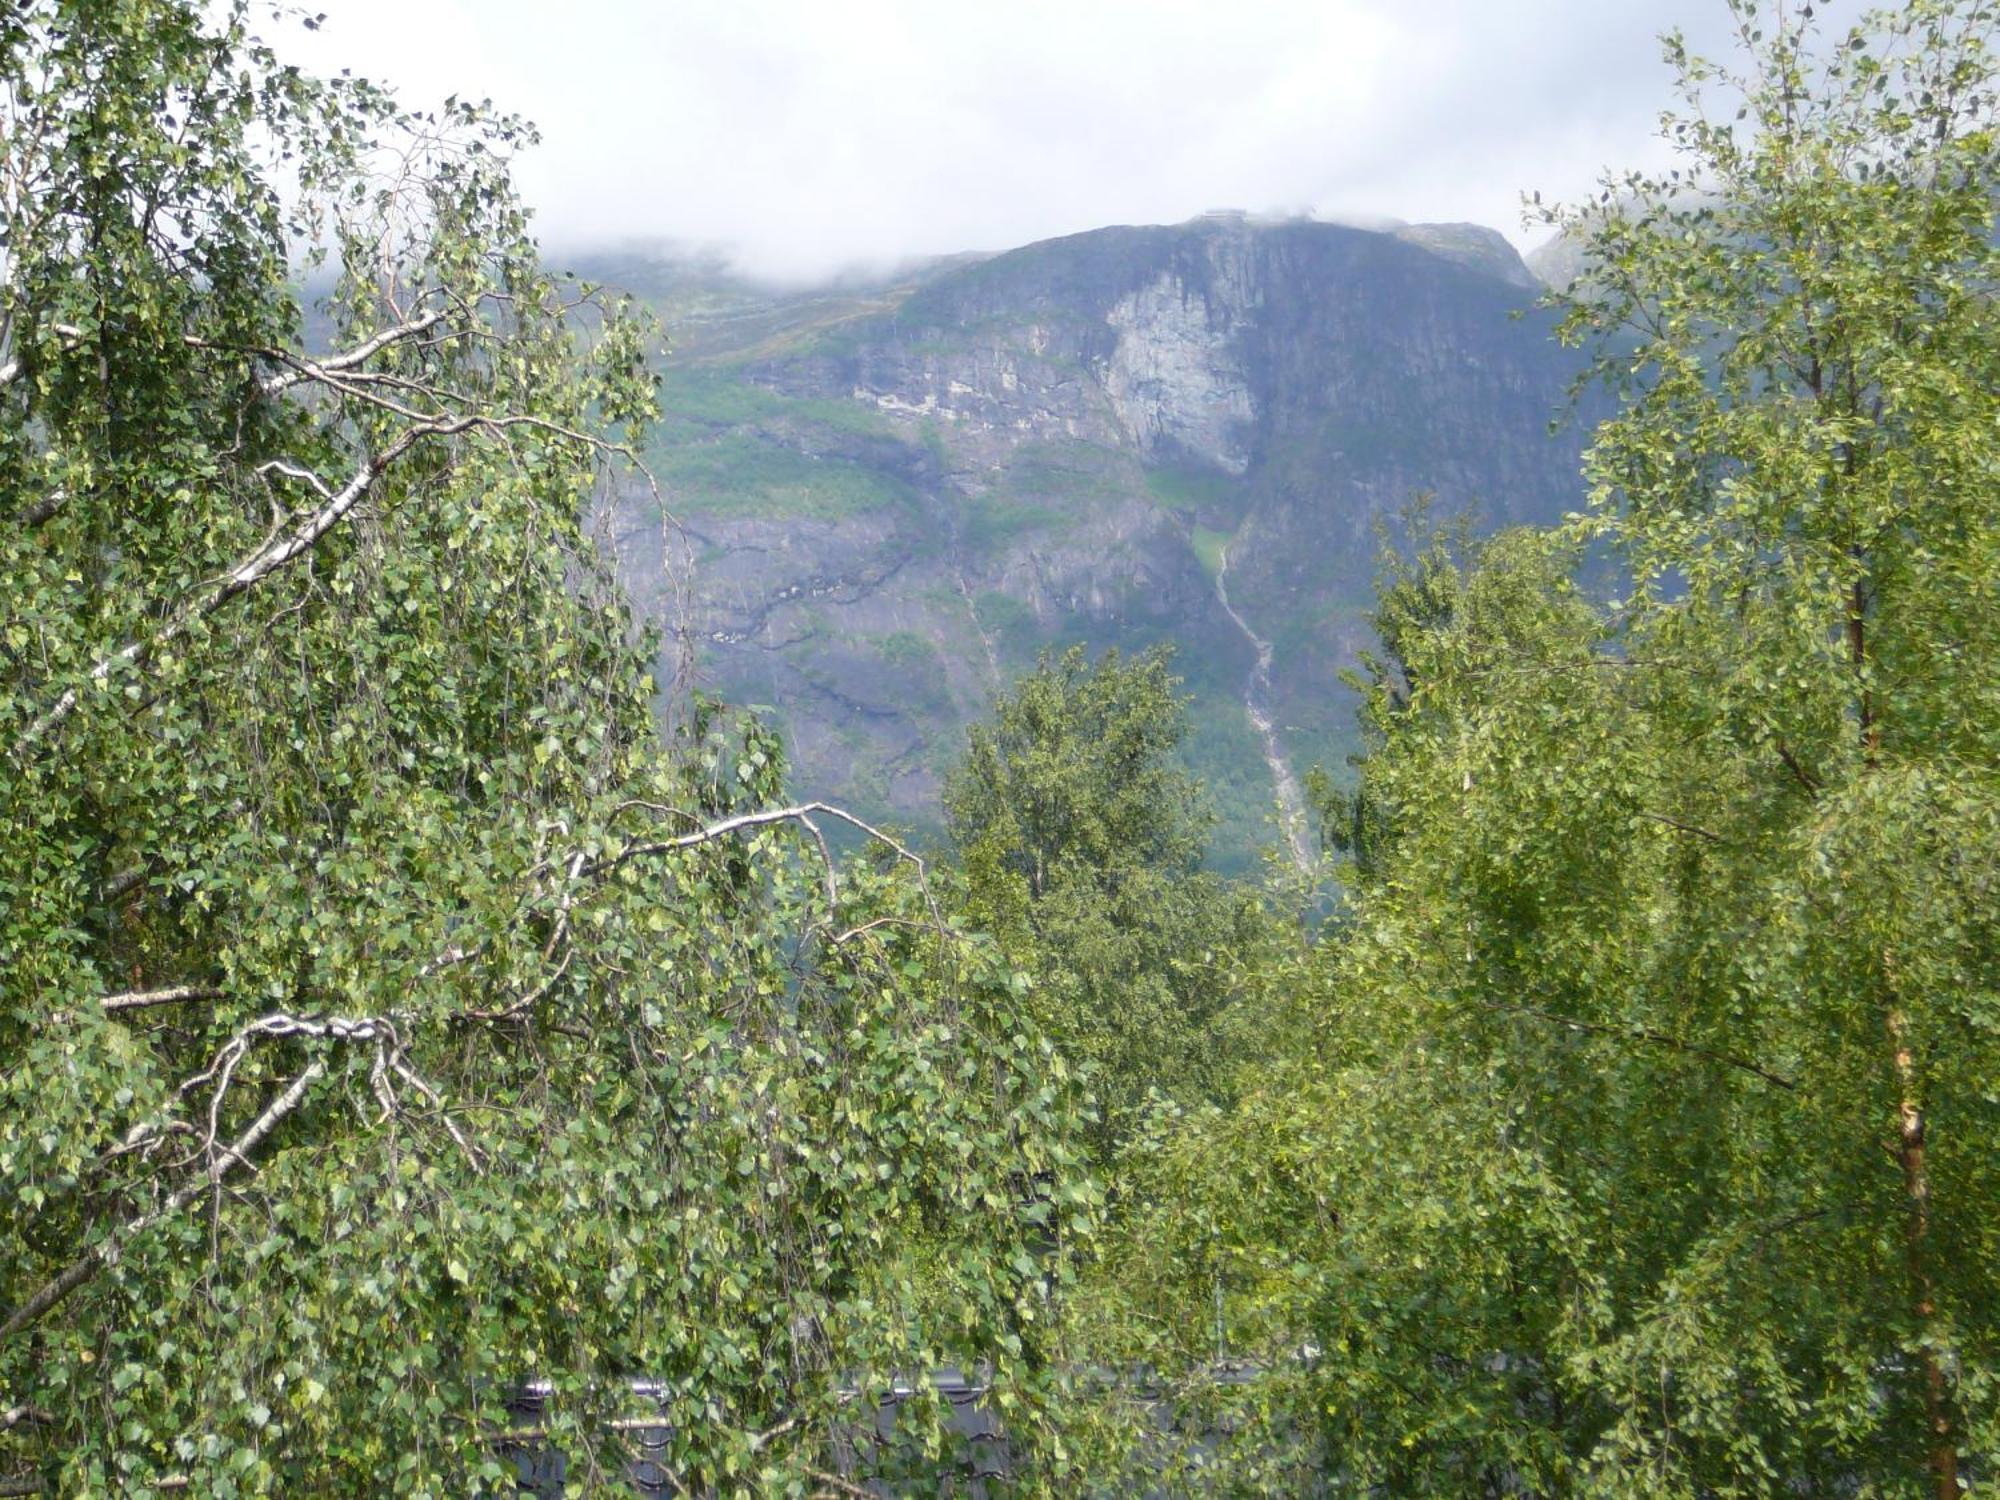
[0,4,1084,1493]
[1090,4,2000,1491]
[1300,2,2000,1490]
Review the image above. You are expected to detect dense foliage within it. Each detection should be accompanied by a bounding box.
[943,652,1319,1492]
[1091,2,2000,1494]
[944,645,1271,1154]
[0,3,1085,1493]
[6,0,1998,1495]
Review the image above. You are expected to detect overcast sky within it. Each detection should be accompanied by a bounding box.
[285,0,1745,282]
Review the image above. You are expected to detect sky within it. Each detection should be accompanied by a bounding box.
[283,0,1745,282]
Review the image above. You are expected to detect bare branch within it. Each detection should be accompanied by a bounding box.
[593,801,928,897]
[101,984,225,1014]
[254,458,333,501]
[807,1470,877,1500]
[0,321,83,389]
[16,487,66,527]
[388,1057,484,1174]
[461,948,573,1023]
[1635,810,1722,842]
[824,916,933,947]
[796,811,839,910]
[420,943,483,979]
[252,308,446,398]
[101,865,149,904]
[1776,740,1823,797]
[748,1414,802,1452]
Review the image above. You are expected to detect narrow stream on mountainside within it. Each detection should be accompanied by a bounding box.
[1214,542,1314,873]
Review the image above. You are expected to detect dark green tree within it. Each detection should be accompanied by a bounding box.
[1309,500,1486,876]
[945,647,1309,1491]
[945,645,1262,1150]
[0,3,1084,1493]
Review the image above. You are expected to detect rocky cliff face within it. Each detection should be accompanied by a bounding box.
[587,215,1593,867]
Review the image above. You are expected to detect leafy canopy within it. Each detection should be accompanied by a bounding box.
[0,3,1086,1494]
[946,645,1267,1152]
[1088,2,2000,1493]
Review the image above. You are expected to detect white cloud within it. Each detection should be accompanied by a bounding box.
[284,0,1740,280]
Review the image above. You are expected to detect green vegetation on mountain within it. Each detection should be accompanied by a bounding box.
[656,435,919,523]
[595,179,1594,875]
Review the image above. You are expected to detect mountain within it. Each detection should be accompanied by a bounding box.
[585,213,1596,869]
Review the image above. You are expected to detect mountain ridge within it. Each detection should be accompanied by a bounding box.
[585,213,1596,866]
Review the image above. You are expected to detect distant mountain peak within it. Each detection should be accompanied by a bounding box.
[1390,222,1542,291]
[583,212,1592,866]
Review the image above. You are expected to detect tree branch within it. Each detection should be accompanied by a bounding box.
[101,984,225,1014]
[15,487,67,527]
[806,1470,877,1500]
[15,407,629,757]
[595,799,945,940]
[251,308,447,398]
[9,312,443,535]
[101,865,150,904]
[1635,810,1721,842]
[16,421,430,754]
[1776,739,1823,797]
[0,1061,325,1344]
[0,321,83,388]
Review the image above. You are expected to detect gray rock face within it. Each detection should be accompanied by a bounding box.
[1393,222,1546,292]
[588,215,1595,867]
[1103,232,1260,473]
